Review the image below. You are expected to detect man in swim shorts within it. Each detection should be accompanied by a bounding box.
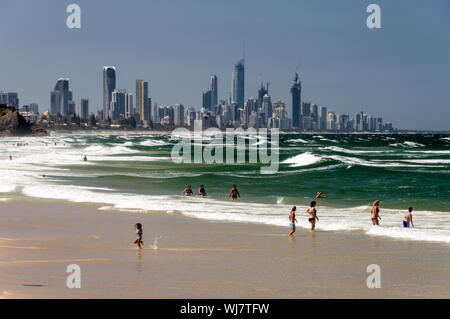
[403,207,414,228]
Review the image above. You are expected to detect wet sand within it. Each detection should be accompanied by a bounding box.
[0,198,449,298]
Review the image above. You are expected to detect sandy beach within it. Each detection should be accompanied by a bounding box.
[0,198,449,299]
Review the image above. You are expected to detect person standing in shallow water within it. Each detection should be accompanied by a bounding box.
[182,185,193,196]
[228,184,240,200]
[198,184,207,197]
[289,206,297,236]
[307,201,319,231]
[403,207,414,228]
[371,200,381,225]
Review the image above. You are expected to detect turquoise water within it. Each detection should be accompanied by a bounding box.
[1,133,449,243]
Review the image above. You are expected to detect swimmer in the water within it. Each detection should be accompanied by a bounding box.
[403,207,414,228]
[316,192,326,198]
[198,184,207,197]
[371,200,381,226]
[307,201,319,231]
[182,185,193,196]
[316,192,326,199]
[9,155,12,160]
[228,184,240,200]
[289,206,298,236]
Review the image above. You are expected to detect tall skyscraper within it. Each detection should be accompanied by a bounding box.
[53,78,70,115]
[151,102,159,123]
[257,82,269,109]
[262,94,272,124]
[319,106,327,131]
[202,90,212,110]
[110,89,126,121]
[103,66,116,120]
[174,104,184,126]
[125,93,134,118]
[79,99,89,120]
[135,80,150,122]
[50,91,61,115]
[231,59,245,108]
[210,75,218,107]
[290,73,301,128]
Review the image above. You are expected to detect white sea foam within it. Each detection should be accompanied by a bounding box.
[390,141,425,148]
[281,152,322,167]
[321,146,386,154]
[400,159,450,164]
[139,140,169,146]
[286,138,309,144]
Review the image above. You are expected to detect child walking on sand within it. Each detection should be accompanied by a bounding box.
[289,206,298,236]
[134,223,143,249]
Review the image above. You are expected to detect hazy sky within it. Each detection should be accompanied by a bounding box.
[0,0,449,130]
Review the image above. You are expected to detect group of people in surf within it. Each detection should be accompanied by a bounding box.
[182,184,241,200]
[289,198,415,236]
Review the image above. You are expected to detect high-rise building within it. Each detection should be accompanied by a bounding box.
[262,94,272,124]
[0,92,7,105]
[53,78,70,115]
[125,93,134,118]
[29,103,39,114]
[290,73,301,128]
[103,66,116,120]
[231,59,245,108]
[319,106,327,131]
[257,82,269,109]
[50,91,61,115]
[110,89,126,120]
[174,104,184,126]
[151,102,159,123]
[68,100,76,114]
[210,75,218,107]
[79,99,89,120]
[6,92,19,108]
[202,90,212,110]
[135,80,150,122]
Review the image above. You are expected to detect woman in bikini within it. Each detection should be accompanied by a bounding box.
[289,206,297,236]
[371,200,381,225]
[307,201,319,231]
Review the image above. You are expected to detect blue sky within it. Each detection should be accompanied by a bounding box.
[0,0,449,130]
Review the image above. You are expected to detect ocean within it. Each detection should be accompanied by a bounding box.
[1,132,449,244]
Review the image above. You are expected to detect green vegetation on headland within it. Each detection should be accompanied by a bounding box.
[0,104,48,136]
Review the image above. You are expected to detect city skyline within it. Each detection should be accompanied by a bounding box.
[1,0,449,130]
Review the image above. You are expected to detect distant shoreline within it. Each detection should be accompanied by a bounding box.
[39,128,450,136]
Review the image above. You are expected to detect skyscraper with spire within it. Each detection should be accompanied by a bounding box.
[290,73,301,129]
[231,59,245,109]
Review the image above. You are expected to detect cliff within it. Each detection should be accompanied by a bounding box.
[0,107,48,136]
